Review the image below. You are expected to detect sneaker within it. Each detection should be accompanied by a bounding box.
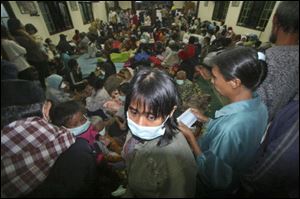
[111,185,126,197]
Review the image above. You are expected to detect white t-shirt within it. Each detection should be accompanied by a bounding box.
[86,88,111,112]
[1,39,31,72]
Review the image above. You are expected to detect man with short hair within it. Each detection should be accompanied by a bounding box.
[257,1,299,121]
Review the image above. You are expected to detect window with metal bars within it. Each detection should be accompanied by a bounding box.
[212,1,230,21]
[78,1,94,25]
[237,1,276,31]
[38,1,73,35]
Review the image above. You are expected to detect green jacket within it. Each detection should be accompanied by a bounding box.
[122,132,197,197]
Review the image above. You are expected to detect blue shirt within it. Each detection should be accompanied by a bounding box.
[196,95,268,193]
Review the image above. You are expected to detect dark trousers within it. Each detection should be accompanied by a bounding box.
[18,67,39,81]
[27,60,49,89]
[180,59,196,81]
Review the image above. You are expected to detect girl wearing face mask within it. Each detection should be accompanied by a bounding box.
[179,47,268,197]
[122,67,197,197]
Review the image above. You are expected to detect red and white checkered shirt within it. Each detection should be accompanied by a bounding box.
[1,117,75,197]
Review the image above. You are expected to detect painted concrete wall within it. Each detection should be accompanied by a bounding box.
[8,1,107,44]
[119,1,132,9]
[173,1,184,9]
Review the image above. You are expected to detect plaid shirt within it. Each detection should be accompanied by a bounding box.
[1,117,75,197]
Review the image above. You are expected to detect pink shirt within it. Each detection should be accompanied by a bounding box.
[78,125,98,144]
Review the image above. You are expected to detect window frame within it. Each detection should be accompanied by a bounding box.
[38,1,73,35]
[212,1,230,22]
[237,1,276,31]
[78,1,94,25]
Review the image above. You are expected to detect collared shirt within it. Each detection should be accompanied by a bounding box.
[196,95,268,193]
[1,117,75,197]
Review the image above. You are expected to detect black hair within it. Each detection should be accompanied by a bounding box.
[45,38,51,44]
[7,18,22,36]
[188,36,196,44]
[79,32,86,39]
[93,78,105,90]
[190,29,196,34]
[2,80,46,107]
[1,80,46,128]
[212,37,232,48]
[24,23,37,34]
[1,103,44,129]
[50,100,85,127]
[95,134,101,140]
[212,46,268,91]
[154,41,165,54]
[125,67,181,147]
[203,36,211,44]
[1,25,13,40]
[87,72,97,87]
[118,82,130,95]
[275,1,299,33]
[59,34,67,40]
[68,59,78,71]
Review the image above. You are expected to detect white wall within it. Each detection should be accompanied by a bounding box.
[173,1,184,9]
[119,1,131,10]
[93,1,108,23]
[8,1,107,44]
[174,1,199,10]
[198,1,214,21]
[197,1,281,42]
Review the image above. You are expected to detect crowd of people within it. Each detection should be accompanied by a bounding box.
[1,1,299,198]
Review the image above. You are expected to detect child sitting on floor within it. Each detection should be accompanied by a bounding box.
[92,116,123,162]
[50,100,123,163]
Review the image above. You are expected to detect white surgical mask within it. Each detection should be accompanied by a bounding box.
[126,112,169,140]
[60,82,67,89]
[67,120,91,136]
[176,79,184,85]
[100,71,106,79]
[99,127,106,136]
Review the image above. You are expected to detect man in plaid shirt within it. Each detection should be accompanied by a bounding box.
[1,80,75,197]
